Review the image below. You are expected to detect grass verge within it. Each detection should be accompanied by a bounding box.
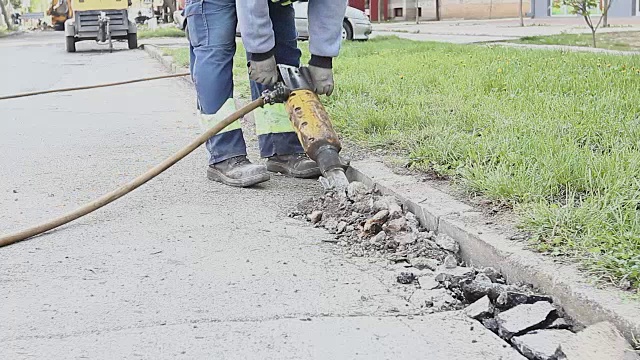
[161,37,640,292]
[138,26,186,39]
[514,31,640,51]
[161,44,252,99]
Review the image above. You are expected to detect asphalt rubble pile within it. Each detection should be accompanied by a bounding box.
[290,182,638,360]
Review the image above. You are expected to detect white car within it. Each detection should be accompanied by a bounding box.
[293,1,371,41]
[174,1,371,41]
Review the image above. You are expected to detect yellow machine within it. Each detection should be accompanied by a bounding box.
[64,0,137,52]
[275,65,349,191]
[47,0,73,31]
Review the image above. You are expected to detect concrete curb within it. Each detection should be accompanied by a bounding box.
[141,44,192,84]
[346,158,640,345]
[141,44,640,345]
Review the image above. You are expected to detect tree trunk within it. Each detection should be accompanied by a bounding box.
[378,0,382,23]
[519,0,524,27]
[602,0,608,28]
[592,29,597,48]
[415,0,419,24]
[0,0,13,31]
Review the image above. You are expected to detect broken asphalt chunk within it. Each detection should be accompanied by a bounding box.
[443,254,458,269]
[410,257,439,271]
[464,295,492,320]
[435,266,474,287]
[418,275,439,290]
[308,211,323,224]
[397,272,416,284]
[496,301,557,340]
[435,234,460,253]
[511,329,575,360]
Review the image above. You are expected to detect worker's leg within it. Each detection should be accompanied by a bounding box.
[186,0,268,186]
[249,2,321,178]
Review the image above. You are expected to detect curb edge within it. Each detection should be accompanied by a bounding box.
[346,158,640,345]
[141,44,192,84]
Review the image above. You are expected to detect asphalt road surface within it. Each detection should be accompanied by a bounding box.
[0,31,523,359]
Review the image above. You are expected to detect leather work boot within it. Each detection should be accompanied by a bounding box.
[266,153,322,178]
[207,155,270,187]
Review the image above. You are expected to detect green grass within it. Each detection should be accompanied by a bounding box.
[162,45,252,99]
[138,26,186,39]
[0,28,8,38]
[515,31,640,51]
[163,38,640,292]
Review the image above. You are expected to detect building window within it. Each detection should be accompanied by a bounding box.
[394,7,403,17]
[550,0,602,16]
[418,7,422,17]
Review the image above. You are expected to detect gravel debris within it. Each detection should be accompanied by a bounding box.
[397,272,416,284]
[291,182,584,359]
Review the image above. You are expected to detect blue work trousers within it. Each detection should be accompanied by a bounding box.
[185,0,304,165]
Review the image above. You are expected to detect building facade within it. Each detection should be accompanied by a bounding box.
[532,0,637,18]
[384,0,532,21]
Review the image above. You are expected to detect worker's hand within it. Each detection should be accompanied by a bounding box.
[248,56,278,87]
[308,65,334,96]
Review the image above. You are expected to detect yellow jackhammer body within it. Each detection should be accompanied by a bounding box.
[271,65,350,192]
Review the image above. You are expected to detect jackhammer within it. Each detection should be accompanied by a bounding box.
[0,65,350,248]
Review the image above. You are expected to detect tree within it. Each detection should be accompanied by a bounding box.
[519,0,524,27]
[415,0,419,24]
[0,0,14,31]
[602,0,608,28]
[562,0,614,48]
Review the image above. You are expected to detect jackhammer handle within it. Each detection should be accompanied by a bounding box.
[0,97,265,248]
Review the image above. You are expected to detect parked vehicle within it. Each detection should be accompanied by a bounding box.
[173,1,371,41]
[292,1,371,41]
[64,0,137,52]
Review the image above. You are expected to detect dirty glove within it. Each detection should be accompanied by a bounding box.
[248,55,278,87]
[308,65,334,96]
[308,55,334,96]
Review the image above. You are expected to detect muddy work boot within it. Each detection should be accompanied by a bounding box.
[266,153,322,178]
[207,155,270,187]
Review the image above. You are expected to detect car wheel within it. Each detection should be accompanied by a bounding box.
[65,36,76,52]
[342,21,353,41]
[128,33,138,49]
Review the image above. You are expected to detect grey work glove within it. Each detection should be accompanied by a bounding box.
[248,56,278,87]
[308,65,334,96]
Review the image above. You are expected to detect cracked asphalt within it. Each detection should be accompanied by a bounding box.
[0,31,523,359]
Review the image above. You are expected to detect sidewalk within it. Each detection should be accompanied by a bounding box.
[372,17,640,43]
